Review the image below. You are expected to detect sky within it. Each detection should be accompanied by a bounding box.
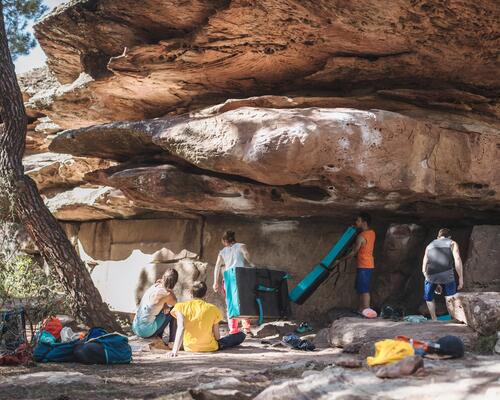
[14,0,67,74]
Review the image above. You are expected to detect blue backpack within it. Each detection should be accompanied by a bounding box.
[34,327,132,364]
[33,338,80,363]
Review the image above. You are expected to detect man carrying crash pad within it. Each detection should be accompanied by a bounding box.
[336,212,377,316]
[168,281,245,357]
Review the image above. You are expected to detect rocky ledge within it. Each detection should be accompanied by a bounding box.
[47,101,499,222]
[26,0,500,128]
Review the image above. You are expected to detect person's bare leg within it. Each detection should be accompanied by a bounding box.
[359,293,370,312]
[426,300,437,320]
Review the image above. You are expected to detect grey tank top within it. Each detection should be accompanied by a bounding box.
[426,238,455,284]
[135,284,167,324]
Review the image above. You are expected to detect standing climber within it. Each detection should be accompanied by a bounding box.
[337,213,376,316]
[213,230,255,335]
[422,228,464,320]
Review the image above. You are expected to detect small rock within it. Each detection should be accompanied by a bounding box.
[375,355,424,379]
[301,370,321,378]
[334,358,363,368]
[196,377,242,390]
[253,321,298,339]
[312,328,331,349]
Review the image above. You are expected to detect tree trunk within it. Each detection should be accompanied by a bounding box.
[0,2,120,332]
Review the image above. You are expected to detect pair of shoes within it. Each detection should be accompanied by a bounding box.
[295,322,313,334]
[281,333,315,351]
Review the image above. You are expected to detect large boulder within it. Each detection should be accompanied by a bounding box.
[328,317,478,354]
[91,249,207,314]
[50,107,500,222]
[464,225,500,291]
[449,292,500,336]
[27,0,499,128]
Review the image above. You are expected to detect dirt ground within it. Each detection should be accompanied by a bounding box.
[1,337,499,400]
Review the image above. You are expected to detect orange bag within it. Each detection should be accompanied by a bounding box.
[41,317,63,340]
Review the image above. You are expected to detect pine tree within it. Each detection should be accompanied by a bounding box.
[3,0,47,60]
[0,0,121,331]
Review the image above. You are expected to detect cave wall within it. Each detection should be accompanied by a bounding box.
[62,215,487,320]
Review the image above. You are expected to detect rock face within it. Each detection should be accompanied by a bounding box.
[91,248,207,313]
[372,224,427,310]
[28,0,500,128]
[328,317,478,355]
[50,106,500,222]
[61,216,365,318]
[44,186,147,221]
[449,292,500,336]
[464,226,500,291]
[62,218,202,262]
[24,152,115,192]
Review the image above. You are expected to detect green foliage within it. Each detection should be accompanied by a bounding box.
[2,0,48,60]
[0,252,69,335]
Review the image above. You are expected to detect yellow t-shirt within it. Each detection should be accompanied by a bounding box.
[171,299,223,352]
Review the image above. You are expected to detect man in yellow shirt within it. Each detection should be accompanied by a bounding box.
[169,281,246,356]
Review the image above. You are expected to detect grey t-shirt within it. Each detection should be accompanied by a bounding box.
[425,238,455,284]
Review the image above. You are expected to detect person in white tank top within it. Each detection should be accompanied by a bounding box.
[132,268,178,347]
[213,231,254,335]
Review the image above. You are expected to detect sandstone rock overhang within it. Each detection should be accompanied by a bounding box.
[30,0,500,128]
[49,105,500,222]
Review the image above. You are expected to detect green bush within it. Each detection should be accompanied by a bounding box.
[0,254,69,335]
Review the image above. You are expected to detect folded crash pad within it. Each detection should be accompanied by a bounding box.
[224,267,290,322]
[289,226,358,305]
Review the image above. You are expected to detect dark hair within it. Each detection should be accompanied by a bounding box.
[438,228,451,238]
[358,212,372,226]
[191,281,207,298]
[222,230,236,243]
[162,269,178,290]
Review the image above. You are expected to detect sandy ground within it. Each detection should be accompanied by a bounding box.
[1,337,499,400]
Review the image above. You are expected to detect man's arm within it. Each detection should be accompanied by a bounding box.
[213,254,224,292]
[212,323,220,341]
[452,241,464,290]
[241,244,255,267]
[422,248,428,279]
[169,311,184,357]
[338,235,364,263]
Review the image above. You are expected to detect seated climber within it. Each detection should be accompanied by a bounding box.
[132,268,178,347]
[422,228,464,320]
[169,281,245,357]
